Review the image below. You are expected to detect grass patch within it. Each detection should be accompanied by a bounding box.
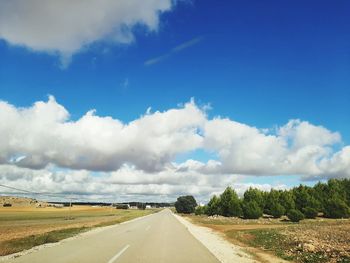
[0,227,89,256]
[227,229,294,261]
[0,208,159,256]
[226,228,333,263]
[186,215,350,263]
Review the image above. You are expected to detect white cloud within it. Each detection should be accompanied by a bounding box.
[0,164,239,203]
[144,36,203,66]
[0,96,349,201]
[201,117,348,177]
[0,0,174,66]
[0,96,205,172]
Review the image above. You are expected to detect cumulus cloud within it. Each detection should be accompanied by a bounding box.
[0,96,349,201]
[0,96,205,172]
[0,0,174,66]
[0,96,349,179]
[0,164,240,203]
[201,117,348,178]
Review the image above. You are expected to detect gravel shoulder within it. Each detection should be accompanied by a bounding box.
[173,213,257,263]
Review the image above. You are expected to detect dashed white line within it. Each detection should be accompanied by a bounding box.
[107,244,130,263]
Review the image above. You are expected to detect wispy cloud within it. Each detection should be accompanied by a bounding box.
[144,54,171,66]
[172,37,203,52]
[144,36,203,66]
[121,78,129,90]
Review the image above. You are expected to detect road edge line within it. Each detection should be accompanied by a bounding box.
[107,244,130,263]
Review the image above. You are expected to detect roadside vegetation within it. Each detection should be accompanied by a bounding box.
[176,178,350,263]
[0,206,158,256]
[188,178,350,221]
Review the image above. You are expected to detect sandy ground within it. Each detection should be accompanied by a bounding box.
[175,214,292,263]
[174,213,257,263]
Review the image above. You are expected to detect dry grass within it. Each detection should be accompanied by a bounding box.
[0,205,158,256]
[186,215,350,263]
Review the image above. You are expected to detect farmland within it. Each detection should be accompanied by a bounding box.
[0,204,158,256]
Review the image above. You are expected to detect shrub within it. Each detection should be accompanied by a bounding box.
[243,201,263,219]
[115,204,129,209]
[270,203,285,218]
[175,195,197,214]
[324,197,350,219]
[287,209,304,222]
[303,207,318,219]
[137,203,146,210]
[194,206,206,215]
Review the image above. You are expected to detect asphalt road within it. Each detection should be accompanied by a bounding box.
[4,209,220,263]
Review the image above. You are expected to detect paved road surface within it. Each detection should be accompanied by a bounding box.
[4,209,220,263]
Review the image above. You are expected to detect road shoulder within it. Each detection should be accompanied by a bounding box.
[173,213,258,263]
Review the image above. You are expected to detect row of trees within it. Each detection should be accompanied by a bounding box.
[176,179,350,222]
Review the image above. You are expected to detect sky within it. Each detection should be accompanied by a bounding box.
[0,0,349,203]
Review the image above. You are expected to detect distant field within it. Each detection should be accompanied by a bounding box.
[0,205,159,256]
[186,215,350,263]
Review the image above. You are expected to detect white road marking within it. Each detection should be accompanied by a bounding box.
[107,244,130,263]
[145,225,151,231]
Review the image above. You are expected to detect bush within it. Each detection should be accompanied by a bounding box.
[324,197,350,219]
[175,195,197,214]
[243,201,263,219]
[287,209,305,222]
[303,207,318,219]
[137,203,146,210]
[194,206,206,215]
[115,204,129,209]
[270,203,285,218]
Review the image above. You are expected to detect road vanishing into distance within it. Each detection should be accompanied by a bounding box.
[4,209,220,263]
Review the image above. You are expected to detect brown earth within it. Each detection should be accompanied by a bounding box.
[0,203,156,256]
[0,196,48,207]
[281,220,350,263]
[186,215,350,263]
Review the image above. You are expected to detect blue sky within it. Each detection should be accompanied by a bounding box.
[0,0,349,201]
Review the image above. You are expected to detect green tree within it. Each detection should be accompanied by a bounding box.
[242,200,263,219]
[293,185,320,212]
[270,203,285,218]
[264,189,281,215]
[206,195,221,216]
[175,195,197,214]
[303,207,318,219]
[287,209,305,222]
[137,203,146,210]
[324,197,350,219]
[279,190,295,213]
[243,187,265,209]
[194,206,206,215]
[219,187,242,217]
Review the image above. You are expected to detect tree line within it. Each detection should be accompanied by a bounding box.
[175,178,350,222]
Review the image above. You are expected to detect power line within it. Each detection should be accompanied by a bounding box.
[0,183,81,201]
